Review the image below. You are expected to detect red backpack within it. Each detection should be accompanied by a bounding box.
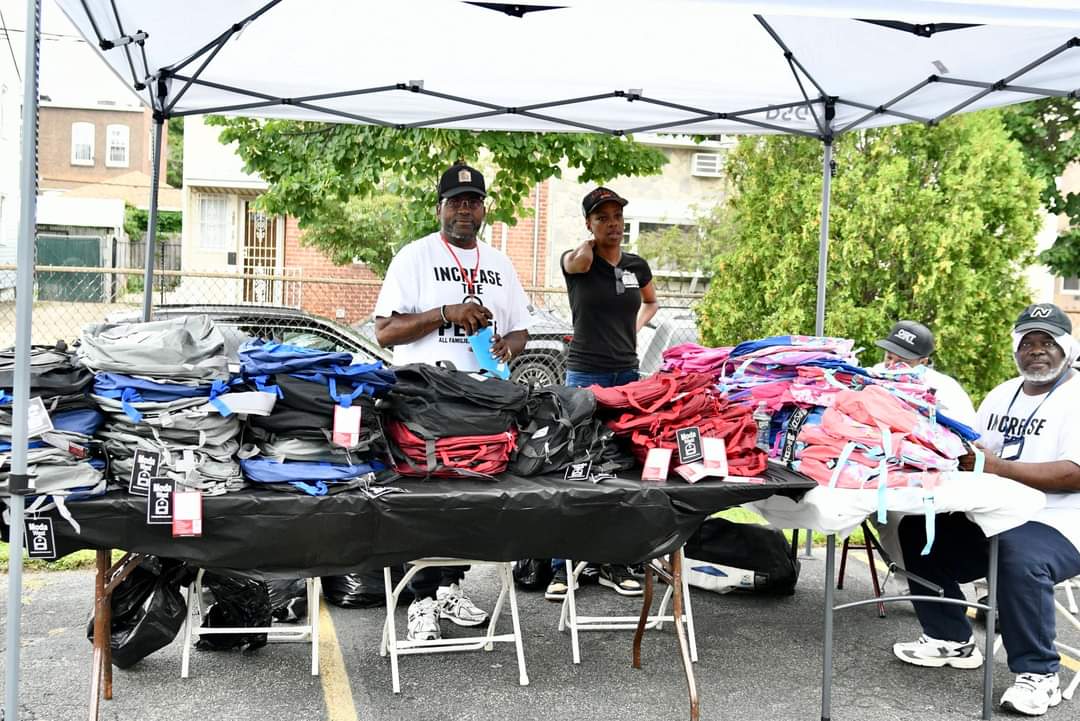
[386,420,516,478]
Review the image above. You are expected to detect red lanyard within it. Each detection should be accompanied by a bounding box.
[441,235,481,296]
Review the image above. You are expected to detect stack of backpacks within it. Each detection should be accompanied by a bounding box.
[0,344,106,527]
[237,339,394,495]
[383,363,526,478]
[592,370,767,476]
[79,316,247,496]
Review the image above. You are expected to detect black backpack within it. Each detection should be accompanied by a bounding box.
[683,517,800,595]
[386,363,529,437]
[511,386,596,476]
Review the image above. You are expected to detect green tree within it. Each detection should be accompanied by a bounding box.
[207,120,668,277]
[1002,99,1080,276]
[636,203,737,274]
[696,111,1042,400]
[166,117,184,189]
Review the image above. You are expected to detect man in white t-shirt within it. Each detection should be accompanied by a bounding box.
[373,163,532,643]
[893,303,1080,717]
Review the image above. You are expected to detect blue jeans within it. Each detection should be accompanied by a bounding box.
[900,513,1080,674]
[564,368,639,389]
[554,367,640,575]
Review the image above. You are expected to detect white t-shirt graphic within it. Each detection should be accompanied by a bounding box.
[976,372,1080,553]
[374,232,532,371]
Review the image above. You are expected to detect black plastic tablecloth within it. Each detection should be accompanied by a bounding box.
[28,473,813,578]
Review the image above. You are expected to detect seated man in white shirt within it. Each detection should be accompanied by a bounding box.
[373,163,531,643]
[892,303,1080,717]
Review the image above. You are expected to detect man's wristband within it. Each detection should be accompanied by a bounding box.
[440,304,449,323]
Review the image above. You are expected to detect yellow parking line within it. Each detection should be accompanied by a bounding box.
[319,603,359,721]
[846,551,1080,671]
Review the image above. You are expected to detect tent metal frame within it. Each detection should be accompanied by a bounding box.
[6,2,1080,719]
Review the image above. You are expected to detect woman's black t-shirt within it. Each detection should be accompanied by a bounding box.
[561,249,653,372]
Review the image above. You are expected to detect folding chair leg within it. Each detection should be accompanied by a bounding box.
[180,569,204,679]
[837,535,851,590]
[565,560,581,664]
[484,576,509,652]
[309,578,321,676]
[502,564,529,686]
[382,566,401,694]
[863,525,886,618]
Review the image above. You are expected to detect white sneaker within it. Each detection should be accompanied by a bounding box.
[1000,673,1061,716]
[892,634,984,669]
[406,597,440,642]
[437,583,489,627]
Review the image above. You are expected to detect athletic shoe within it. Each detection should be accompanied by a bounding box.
[437,583,489,627]
[544,565,578,602]
[406,597,440,642]
[892,634,983,669]
[1000,673,1061,716]
[598,564,643,596]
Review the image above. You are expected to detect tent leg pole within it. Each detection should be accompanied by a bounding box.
[141,115,166,322]
[803,139,833,560]
[5,3,42,720]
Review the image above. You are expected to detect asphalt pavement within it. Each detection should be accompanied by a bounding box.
[1,549,1078,721]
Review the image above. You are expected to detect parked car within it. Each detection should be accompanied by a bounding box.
[637,308,699,376]
[112,303,574,387]
[106,304,386,364]
[354,304,574,387]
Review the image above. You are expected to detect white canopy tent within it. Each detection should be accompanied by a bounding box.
[6,2,1080,719]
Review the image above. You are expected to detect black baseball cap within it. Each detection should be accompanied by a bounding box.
[438,164,486,200]
[1013,303,1072,337]
[582,187,628,216]
[876,320,935,361]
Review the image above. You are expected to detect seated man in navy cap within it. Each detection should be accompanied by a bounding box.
[892,303,1080,717]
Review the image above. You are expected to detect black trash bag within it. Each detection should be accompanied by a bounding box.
[86,556,190,669]
[512,558,553,591]
[321,565,412,609]
[683,517,800,596]
[195,572,272,652]
[266,578,308,623]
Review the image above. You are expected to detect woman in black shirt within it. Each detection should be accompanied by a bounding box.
[545,187,659,601]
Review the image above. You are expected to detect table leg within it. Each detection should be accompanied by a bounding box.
[88,549,110,721]
[821,534,836,721]
[632,562,654,669]
[982,536,999,721]
[670,552,699,721]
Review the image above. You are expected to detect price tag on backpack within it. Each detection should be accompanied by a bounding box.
[702,436,729,477]
[332,404,363,448]
[27,396,54,438]
[674,462,708,484]
[147,477,176,525]
[25,516,57,559]
[676,426,703,464]
[128,448,161,496]
[641,447,672,481]
[172,491,203,538]
[564,459,593,481]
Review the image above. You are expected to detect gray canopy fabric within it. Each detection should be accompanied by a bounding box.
[55,1,1080,138]
[5,2,1080,720]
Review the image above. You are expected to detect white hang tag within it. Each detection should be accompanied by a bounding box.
[332,404,363,448]
[172,491,203,537]
[674,462,709,484]
[27,397,55,438]
[641,447,672,481]
[702,437,729,477]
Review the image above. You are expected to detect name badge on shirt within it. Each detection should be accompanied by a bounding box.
[621,269,640,289]
[1000,436,1024,461]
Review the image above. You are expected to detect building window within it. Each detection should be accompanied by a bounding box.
[70,122,95,166]
[198,196,230,250]
[105,124,130,168]
[691,152,723,177]
[1063,277,1080,294]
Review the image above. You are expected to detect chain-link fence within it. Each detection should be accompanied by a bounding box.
[0,264,703,386]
